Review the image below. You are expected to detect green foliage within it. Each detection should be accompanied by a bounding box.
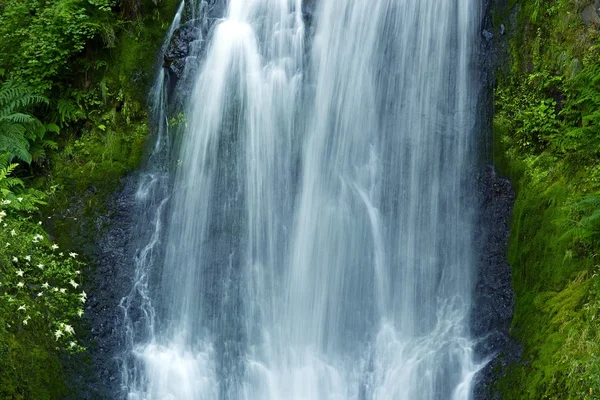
[494,0,600,398]
[555,60,600,157]
[0,0,116,91]
[0,153,46,210]
[0,0,182,396]
[0,153,85,399]
[0,80,57,164]
[496,79,561,153]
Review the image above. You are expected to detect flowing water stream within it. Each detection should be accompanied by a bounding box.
[120,0,485,398]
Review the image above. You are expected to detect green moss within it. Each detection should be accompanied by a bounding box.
[0,0,181,397]
[43,0,180,253]
[0,327,67,400]
[493,0,600,398]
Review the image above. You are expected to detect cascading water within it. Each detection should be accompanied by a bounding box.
[120,0,485,398]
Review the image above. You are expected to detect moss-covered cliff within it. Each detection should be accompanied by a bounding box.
[492,0,600,398]
[0,0,180,397]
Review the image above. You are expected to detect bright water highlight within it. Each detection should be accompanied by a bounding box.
[121,0,484,398]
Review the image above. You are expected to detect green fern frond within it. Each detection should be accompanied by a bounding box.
[1,112,38,125]
[0,80,49,163]
[0,132,32,163]
[44,123,60,133]
[57,99,84,125]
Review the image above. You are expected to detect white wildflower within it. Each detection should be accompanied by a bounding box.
[37,292,43,297]
[52,287,59,292]
[63,324,74,335]
[59,252,63,257]
[41,282,49,289]
[69,341,76,348]
[12,256,17,262]
[37,263,44,269]
[17,197,23,202]
[17,304,26,311]
[24,255,31,261]
[16,282,24,288]
[54,330,63,340]
[69,279,79,288]
[0,210,6,217]
[51,244,59,250]
[59,288,66,294]
[69,252,78,258]
[15,269,24,277]
[77,309,84,317]
[23,318,28,325]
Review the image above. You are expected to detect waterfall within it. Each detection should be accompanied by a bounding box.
[120,0,485,398]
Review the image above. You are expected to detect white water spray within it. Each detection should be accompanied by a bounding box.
[121,0,485,398]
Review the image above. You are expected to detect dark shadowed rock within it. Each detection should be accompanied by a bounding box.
[62,174,138,400]
[581,1,600,26]
[303,0,317,26]
[471,0,522,397]
[471,168,521,400]
[163,25,202,79]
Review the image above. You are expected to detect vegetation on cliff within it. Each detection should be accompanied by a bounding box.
[0,0,179,397]
[493,0,600,398]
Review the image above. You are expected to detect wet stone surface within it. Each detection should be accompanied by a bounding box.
[471,167,521,400]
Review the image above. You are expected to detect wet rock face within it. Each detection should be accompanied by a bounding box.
[472,172,514,339]
[162,0,227,83]
[163,25,202,79]
[62,175,138,400]
[471,0,521,397]
[471,167,521,400]
[302,0,316,26]
[86,177,138,398]
[581,0,600,26]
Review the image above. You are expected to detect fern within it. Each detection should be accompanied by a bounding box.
[561,193,600,246]
[0,80,49,163]
[0,152,22,191]
[554,62,600,155]
[56,98,84,125]
[0,151,46,210]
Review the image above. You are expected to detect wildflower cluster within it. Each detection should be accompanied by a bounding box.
[0,210,86,352]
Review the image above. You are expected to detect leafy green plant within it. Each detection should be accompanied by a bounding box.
[0,152,85,399]
[555,62,600,156]
[0,151,84,344]
[0,80,58,164]
[0,0,116,91]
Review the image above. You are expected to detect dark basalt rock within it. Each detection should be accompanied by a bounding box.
[471,0,521,397]
[163,24,202,79]
[472,167,521,400]
[302,0,316,26]
[162,0,228,82]
[62,175,138,400]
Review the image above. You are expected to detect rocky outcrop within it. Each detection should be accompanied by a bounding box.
[472,167,521,400]
[581,0,600,26]
[163,24,202,79]
[62,175,138,400]
[471,0,521,397]
[162,0,226,83]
